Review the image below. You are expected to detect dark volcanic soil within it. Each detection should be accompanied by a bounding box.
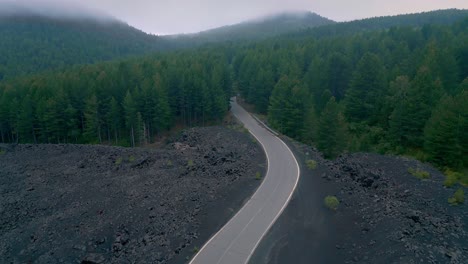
[0,126,265,264]
[250,140,467,264]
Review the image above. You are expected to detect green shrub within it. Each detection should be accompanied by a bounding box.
[255,172,262,180]
[115,157,123,165]
[167,160,173,166]
[324,195,340,210]
[408,168,430,180]
[306,160,317,170]
[128,155,135,162]
[0,150,5,155]
[448,188,464,205]
[187,159,194,167]
[193,246,199,253]
[444,169,461,187]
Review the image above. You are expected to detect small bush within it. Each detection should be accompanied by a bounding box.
[128,156,136,162]
[324,195,340,210]
[187,159,194,167]
[408,168,430,180]
[306,160,317,170]
[255,172,262,180]
[444,169,461,187]
[448,188,464,205]
[192,246,199,253]
[115,157,123,165]
[167,160,173,166]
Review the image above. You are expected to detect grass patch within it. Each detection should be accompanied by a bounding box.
[255,172,262,180]
[115,157,123,165]
[128,155,136,162]
[187,159,194,167]
[306,160,317,170]
[448,188,464,205]
[324,195,339,210]
[408,167,430,180]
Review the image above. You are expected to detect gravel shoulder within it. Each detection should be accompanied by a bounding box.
[250,139,467,264]
[0,126,266,264]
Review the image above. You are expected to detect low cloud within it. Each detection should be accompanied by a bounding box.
[0,0,116,21]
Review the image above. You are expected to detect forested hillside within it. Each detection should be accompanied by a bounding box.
[175,11,334,43]
[0,10,467,178]
[2,8,466,81]
[0,14,171,80]
[233,16,467,179]
[287,9,468,39]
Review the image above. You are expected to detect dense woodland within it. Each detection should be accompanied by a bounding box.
[0,10,467,178]
[0,15,170,80]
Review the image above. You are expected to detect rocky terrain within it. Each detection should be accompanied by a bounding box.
[251,140,467,264]
[0,126,265,264]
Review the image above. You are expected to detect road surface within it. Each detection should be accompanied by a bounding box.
[190,98,300,264]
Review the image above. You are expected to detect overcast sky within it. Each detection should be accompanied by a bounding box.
[3,0,468,35]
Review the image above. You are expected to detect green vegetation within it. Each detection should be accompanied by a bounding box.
[255,172,262,180]
[408,168,430,180]
[324,196,340,210]
[115,157,123,165]
[0,51,231,146]
[192,246,199,253]
[448,188,465,205]
[167,160,173,166]
[306,160,317,170]
[0,10,466,177]
[128,156,136,162]
[184,11,333,44]
[188,160,194,167]
[0,14,172,80]
[444,170,462,187]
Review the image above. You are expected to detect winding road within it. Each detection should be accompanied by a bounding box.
[190,98,300,264]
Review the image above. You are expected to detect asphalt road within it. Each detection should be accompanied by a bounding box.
[190,98,300,264]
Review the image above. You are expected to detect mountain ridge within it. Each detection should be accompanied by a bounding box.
[170,11,335,42]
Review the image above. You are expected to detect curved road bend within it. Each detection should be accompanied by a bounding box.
[190,98,300,264]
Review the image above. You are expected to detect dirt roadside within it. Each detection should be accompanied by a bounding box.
[0,126,266,264]
[250,139,467,264]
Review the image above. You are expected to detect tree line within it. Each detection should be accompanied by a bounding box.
[0,51,231,147]
[0,17,466,175]
[233,19,467,173]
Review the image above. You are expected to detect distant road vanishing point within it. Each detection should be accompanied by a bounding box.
[190,97,300,264]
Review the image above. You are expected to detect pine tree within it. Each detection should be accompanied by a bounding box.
[344,53,386,124]
[123,91,137,147]
[389,66,443,148]
[108,97,121,144]
[65,104,79,143]
[84,95,101,143]
[317,97,348,159]
[302,96,318,144]
[18,95,36,143]
[268,76,307,139]
[424,95,462,168]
